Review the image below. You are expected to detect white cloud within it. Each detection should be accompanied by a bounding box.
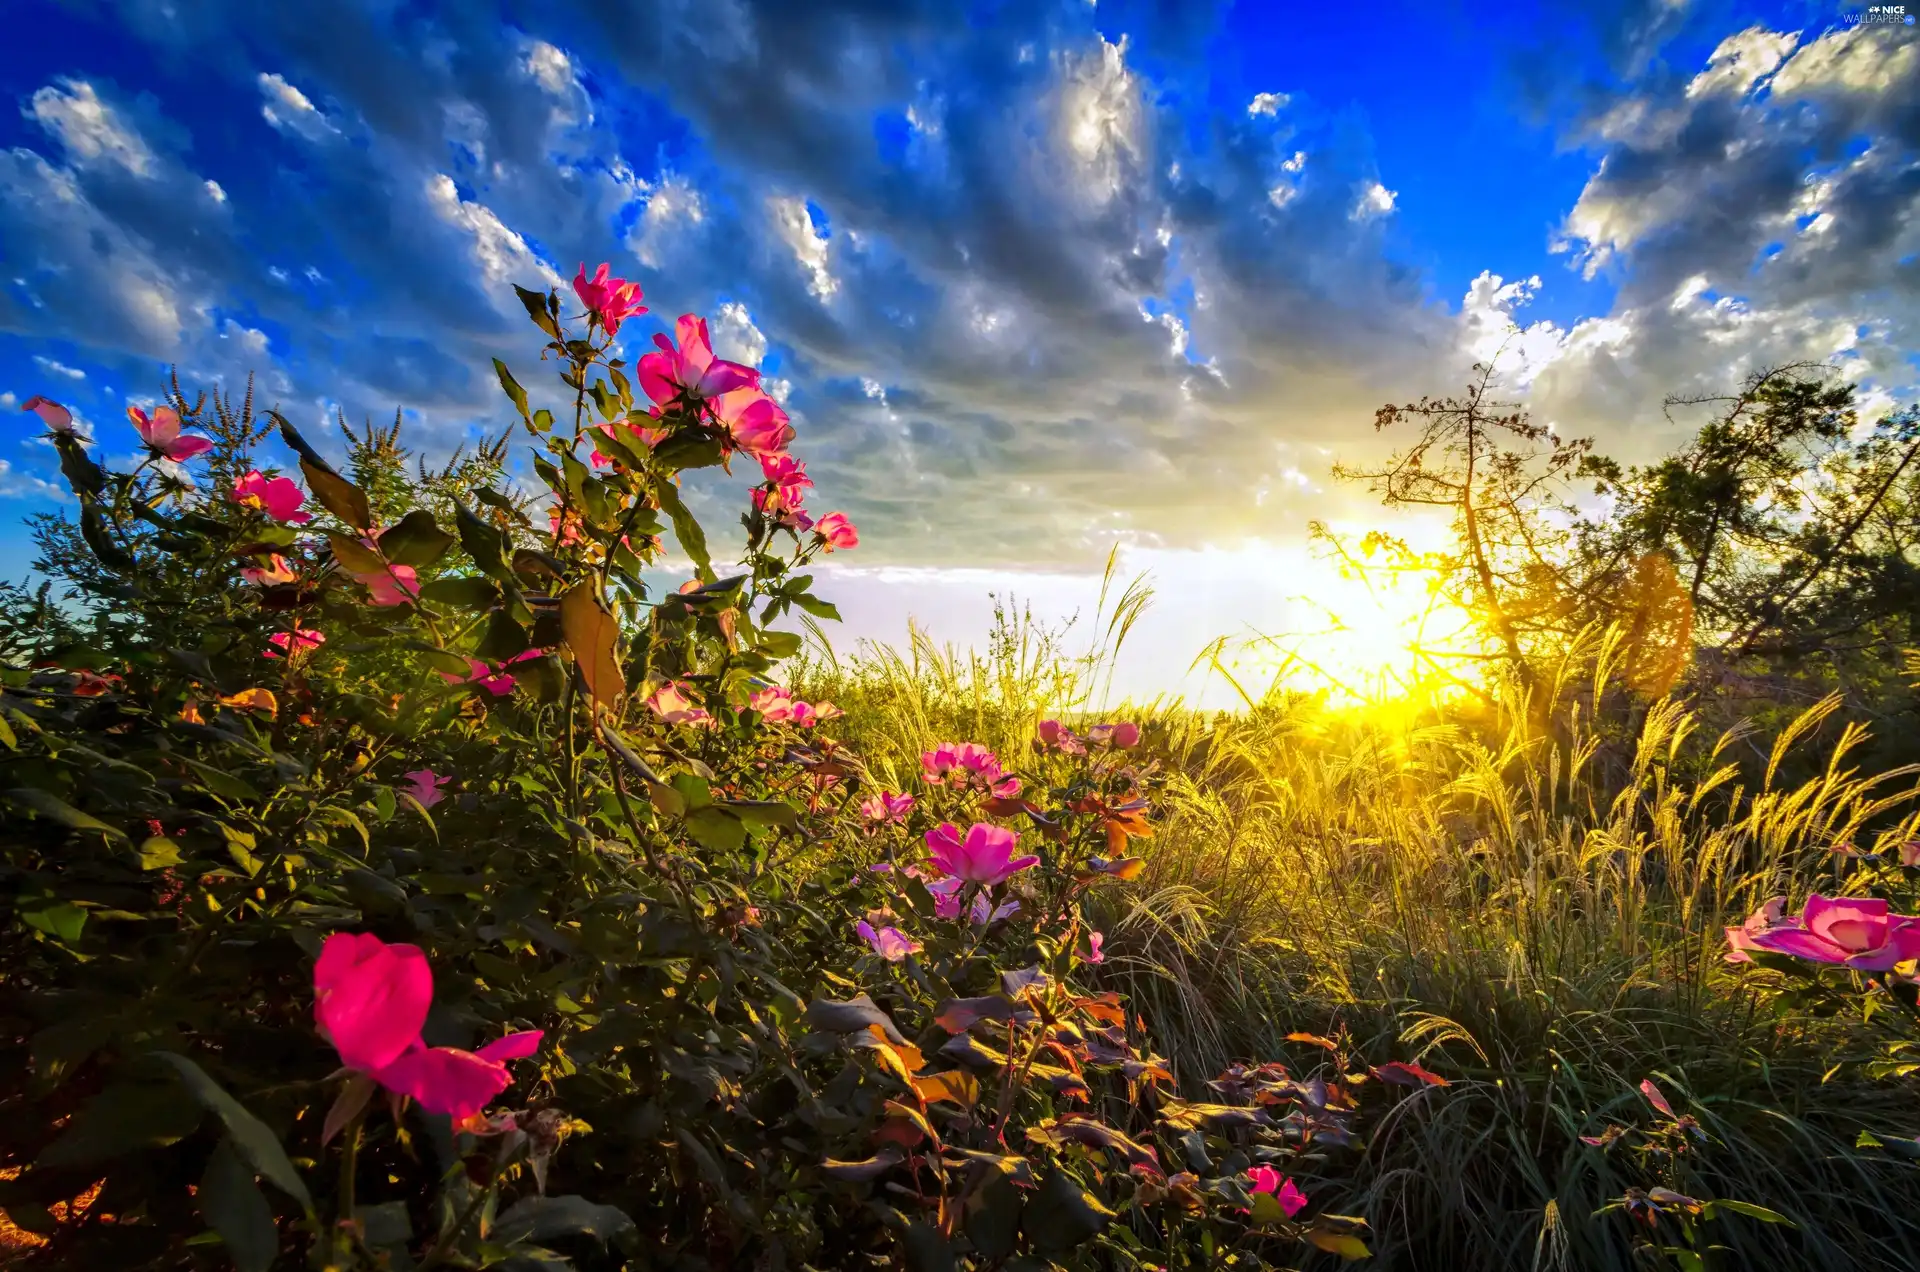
[0,392,15,410]
[0,458,68,500]
[204,179,227,203]
[28,80,156,175]
[709,301,767,366]
[33,356,86,380]
[219,318,270,358]
[1352,180,1396,220]
[523,40,576,95]
[1247,91,1288,117]
[1457,271,1570,388]
[258,72,339,140]
[424,173,563,294]
[1056,35,1141,206]
[630,173,704,269]
[1685,27,1799,99]
[769,195,837,299]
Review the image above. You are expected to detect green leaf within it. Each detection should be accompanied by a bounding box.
[685,806,746,853]
[325,532,383,574]
[476,609,532,664]
[355,1201,411,1252]
[1023,1170,1115,1253]
[903,1223,956,1272]
[379,510,457,567]
[418,576,500,610]
[198,1137,278,1272]
[963,1171,1022,1260]
[757,629,803,660]
[494,358,531,421]
[719,799,800,833]
[21,900,87,943]
[137,836,184,870]
[3,788,128,840]
[652,433,725,473]
[560,581,625,708]
[793,594,842,622]
[1704,1199,1795,1226]
[653,478,713,582]
[454,499,513,581]
[512,284,560,339]
[152,1053,312,1210]
[513,652,565,704]
[36,1079,203,1168]
[493,1195,636,1246]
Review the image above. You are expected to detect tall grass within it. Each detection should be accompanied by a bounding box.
[795,600,1920,1269]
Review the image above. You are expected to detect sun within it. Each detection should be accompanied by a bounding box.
[1215,535,1482,706]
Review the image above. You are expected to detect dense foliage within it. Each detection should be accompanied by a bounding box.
[0,271,1430,1271]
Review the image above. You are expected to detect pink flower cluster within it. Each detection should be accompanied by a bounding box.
[1036,719,1140,754]
[749,684,842,727]
[314,933,540,1121]
[922,742,1021,798]
[1725,894,1920,970]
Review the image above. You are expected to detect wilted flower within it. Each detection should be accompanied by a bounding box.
[1739,894,1920,971]
[854,920,923,962]
[1036,719,1086,755]
[1086,931,1106,965]
[241,554,296,586]
[402,769,451,809]
[232,471,312,524]
[314,933,541,1122]
[216,688,278,716]
[70,670,122,697]
[639,315,759,407]
[1722,896,1788,964]
[860,791,915,824]
[813,512,858,552]
[647,681,712,726]
[128,405,212,461]
[925,822,1038,886]
[265,628,326,658]
[927,878,1020,924]
[573,262,646,335]
[23,395,76,434]
[1086,721,1141,749]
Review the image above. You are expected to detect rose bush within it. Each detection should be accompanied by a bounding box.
[0,267,1451,1270]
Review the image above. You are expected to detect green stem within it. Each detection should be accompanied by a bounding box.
[331,1110,365,1269]
[416,1168,496,1272]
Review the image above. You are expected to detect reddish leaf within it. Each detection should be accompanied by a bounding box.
[1639,1078,1676,1118]
[1370,1061,1450,1088]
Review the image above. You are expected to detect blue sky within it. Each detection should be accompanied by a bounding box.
[2,0,1914,702]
